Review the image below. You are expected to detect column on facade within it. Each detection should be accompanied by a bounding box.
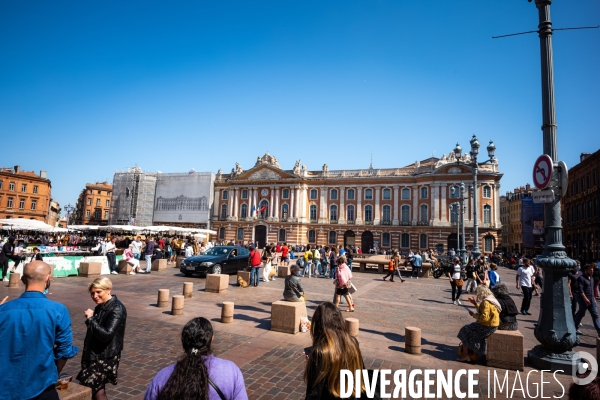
[440,184,447,223]
[274,188,280,219]
[319,186,327,223]
[392,186,399,225]
[356,187,363,223]
[269,187,274,219]
[290,188,295,219]
[374,186,381,224]
[494,183,501,227]
[213,189,220,218]
[294,186,300,219]
[431,184,439,224]
[299,185,307,221]
[339,186,346,223]
[412,184,418,224]
[252,188,258,217]
[227,189,234,218]
[233,188,239,218]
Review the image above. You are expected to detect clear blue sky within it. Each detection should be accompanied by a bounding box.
[1,1,598,209]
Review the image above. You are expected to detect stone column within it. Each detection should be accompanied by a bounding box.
[299,185,307,221]
[356,187,363,224]
[374,186,381,224]
[339,186,346,224]
[275,188,280,219]
[440,184,447,223]
[269,187,274,219]
[252,188,258,218]
[227,189,234,218]
[412,185,418,224]
[493,183,501,227]
[294,186,300,219]
[233,188,239,218]
[392,186,399,225]
[319,186,327,223]
[432,184,439,225]
[213,189,220,219]
[290,188,295,219]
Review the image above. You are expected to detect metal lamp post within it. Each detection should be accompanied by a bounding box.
[450,181,469,265]
[64,203,74,226]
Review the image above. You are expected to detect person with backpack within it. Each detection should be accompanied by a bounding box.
[312,246,321,278]
[320,246,329,278]
[383,251,398,282]
[329,247,339,280]
[303,245,314,278]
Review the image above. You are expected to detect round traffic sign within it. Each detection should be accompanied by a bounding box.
[533,155,553,189]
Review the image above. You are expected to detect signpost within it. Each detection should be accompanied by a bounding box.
[532,189,555,204]
[532,155,553,189]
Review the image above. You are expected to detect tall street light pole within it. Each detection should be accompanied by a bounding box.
[527,0,579,374]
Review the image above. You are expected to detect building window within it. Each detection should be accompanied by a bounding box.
[258,200,269,218]
[365,189,373,200]
[330,189,338,200]
[419,234,428,249]
[364,205,373,222]
[219,227,225,240]
[382,232,391,247]
[401,205,410,223]
[483,205,492,223]
[278,229,286,242]
[98,190,101,195]
[106,200,110,207]
[346,205,355,221]
[87,198,91,206]
[483,186,492,198]
[310,189,318,200]
[347,189,355,200]
[241,204,248,218]
[450,185,459,198]
[420,204,428,222]
[241,189,248,199]
[222,190,228,200]
[220,204,227,218]
[7,198,13,208]
[310,205,317,220]
[328,231,337,245]
[86,210,90,217]
[281,204,289,219]
[237,228,244,241]
[21,184,27,193]
[31,200,37,210]
[382,188,391,200]
[401,233,410,248]
[484,236,494,252]
[0,181,2,189]
[308,230,316,243]
[282,189,290,199]
[421,187,428,199]
[94,209,101,219]
[19,199,25,209]
[96,198,101,206]
[329,205,338,221]
[9,182,15,191]
[382,205,391,222]
[401,188,410,200]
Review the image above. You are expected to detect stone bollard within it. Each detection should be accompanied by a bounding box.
[405,326,422,355]
[157,289,169,308]
[183,282,194,298]
[221,301,234,323]
[345,317,359,337]
[171,295,184,315]
[8,273,20,288]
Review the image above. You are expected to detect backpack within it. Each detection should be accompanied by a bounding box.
[307,252,313,260]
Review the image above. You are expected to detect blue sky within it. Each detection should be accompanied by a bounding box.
[1,1,598,208]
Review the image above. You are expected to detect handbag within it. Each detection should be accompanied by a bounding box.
[349,283,357,294]
[455,278,464,287]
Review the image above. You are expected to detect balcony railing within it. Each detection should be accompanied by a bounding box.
[364,221,374,225]
[346,220,356,224]
[218,216,227,221]
[417,221,429,226]
[400,221,412,226]
[329,219,338,224]
[309,219,318,224]
[381,220,392,226]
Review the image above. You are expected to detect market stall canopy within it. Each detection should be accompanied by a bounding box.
[0,219,56,231]
[67,225,100,231]
[106,225,145,232]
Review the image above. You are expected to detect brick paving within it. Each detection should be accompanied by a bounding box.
[1,263,596,399]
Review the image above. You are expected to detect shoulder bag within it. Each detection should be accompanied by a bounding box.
[208,377,227,400]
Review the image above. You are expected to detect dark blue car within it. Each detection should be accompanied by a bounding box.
[180,246,249,276]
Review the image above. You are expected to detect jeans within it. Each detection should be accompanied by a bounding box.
[321,261,329,276]
[250,266,260,286]
[572,292,580,317]
[412,266,421,278]
[313,260,320,277]
[303,260,312,277]
[574,298,600,334]
[145,255,153,272]
[521,286,533,312]
[450,280,462,301]
[107,253,117,273]
[466,278,478,293]
[329,266,337,279]
[348,259,353,271]
[133,253,141,260]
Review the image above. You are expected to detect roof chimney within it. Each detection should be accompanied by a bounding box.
[40,170,47,179]
[14,165,20,173]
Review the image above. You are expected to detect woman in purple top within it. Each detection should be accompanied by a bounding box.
[143,317,248,400]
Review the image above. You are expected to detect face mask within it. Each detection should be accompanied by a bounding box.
[43,279,50,295]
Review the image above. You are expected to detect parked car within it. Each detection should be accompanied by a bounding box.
[180,246,249,276]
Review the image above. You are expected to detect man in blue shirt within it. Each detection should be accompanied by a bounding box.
[410,251,423,279]
[0,261,79,400]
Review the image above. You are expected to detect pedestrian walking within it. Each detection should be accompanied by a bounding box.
[516,258,535,315]
[448,257,464,305]
[410,251,423,279]
[333,256,354,312]
[248,245,262,287]
[569,261,582,318]
[574,263,600,336]
[488,263,500,289]
[106,237,118,275]
[465,260,478,294]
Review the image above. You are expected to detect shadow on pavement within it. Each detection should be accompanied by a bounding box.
[232,313,270,330]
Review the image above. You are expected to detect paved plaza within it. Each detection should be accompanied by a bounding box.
[1,264,596,399]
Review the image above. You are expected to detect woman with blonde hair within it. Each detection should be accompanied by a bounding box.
[457,285,501,362]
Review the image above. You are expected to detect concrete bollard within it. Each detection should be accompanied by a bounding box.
[8,273,20,288]
[345,317,359,337]
[183,282,194,298]
[405,326,422,355]
[157,289,170,308]
[221,301,234,323]
[171,295,184,315]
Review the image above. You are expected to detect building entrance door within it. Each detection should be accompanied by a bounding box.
[344,230,355,247]
[254,225,267,249]
[361,231,373,253]
[447,233,458,254]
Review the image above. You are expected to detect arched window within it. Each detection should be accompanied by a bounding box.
[364,205,373,222]
[483,185,492,198]
[308,230,316,243]
[420,187,428,199]
[382,232,391,247]
[450,186,460,198]
[382,205,391,222]
[237,228,244,241]
[278,229,286,242]
[401,188,410,200]
[220,204,227,218]
[346,205,355,221]
[328,231,337,245]
[419,234,427,249]
[258,200,269,218]
[219,227,225,240]
[420,204,428,222]
[282,188,290,199]
[309,205,317,220]
[347,189,355,200]
[330,189,338,200]
[483,205,492,223]
[382,188,391,200]
[329,205,338,221]
[310,189,318,200]
[401,233,410,248]
[240,204,248,218]
[365,189,373,200]
[401,205,410,223]
[281,203,289,219]
[484,236,494,252]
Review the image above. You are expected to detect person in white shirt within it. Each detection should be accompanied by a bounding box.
[131,236,143,260]
[123,244,141,274]
[516,258,535,315]
[106,237,118,275]
[184,245,194,258]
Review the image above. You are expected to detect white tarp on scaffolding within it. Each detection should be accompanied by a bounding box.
[152,171,214,224]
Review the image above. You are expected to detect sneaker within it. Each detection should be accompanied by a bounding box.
[525,310,532,315]
[129,272,136,275]
[457,299,462,305]
[111,271,118,275]
[2,277,8,282]
[416,277,419,279]
[453,301,457,305]
[521,310,527,315]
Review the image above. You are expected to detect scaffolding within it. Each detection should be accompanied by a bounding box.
[109,167,157,226]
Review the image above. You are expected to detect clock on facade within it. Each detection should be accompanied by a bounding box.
[261,189,268,196]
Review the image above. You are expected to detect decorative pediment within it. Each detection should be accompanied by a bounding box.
[247,167,285,180]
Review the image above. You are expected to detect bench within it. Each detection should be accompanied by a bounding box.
[57,381,92,400]
[271,300,306,334]
[117,260,132,274]
[486,330,524,371]
[78,262,102,277]
[205,274,229,293]
[151,259,167,271]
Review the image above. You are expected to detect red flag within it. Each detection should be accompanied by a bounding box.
[259,205,267,212]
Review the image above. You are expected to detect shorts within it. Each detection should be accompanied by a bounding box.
[335,287,349,296]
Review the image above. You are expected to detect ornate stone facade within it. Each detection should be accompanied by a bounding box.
[211,151,503,252]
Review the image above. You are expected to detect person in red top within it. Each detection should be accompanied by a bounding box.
[281,243,290,267]
[248,245,262,287]
[158,237,165,249]
[276,243,282,253]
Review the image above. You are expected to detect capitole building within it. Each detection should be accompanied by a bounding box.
[211,151,503,253]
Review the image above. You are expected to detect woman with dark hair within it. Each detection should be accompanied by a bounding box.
[305,302,379,399]
[333,255,354,312]
[568,375,600,400]
[491,283,519,331]
[144,317,247,400]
